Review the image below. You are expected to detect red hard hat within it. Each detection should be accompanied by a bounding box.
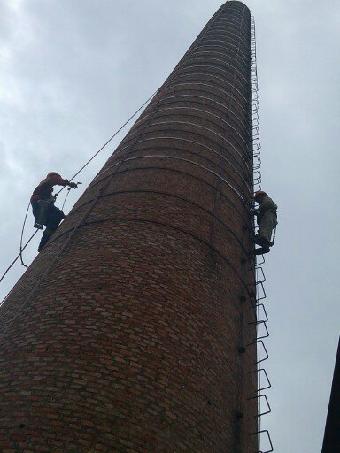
[254,190,267,200]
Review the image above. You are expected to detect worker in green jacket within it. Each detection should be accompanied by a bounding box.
[253,191,277,255]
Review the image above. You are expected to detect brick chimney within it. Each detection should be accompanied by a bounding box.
[0,2,257,451]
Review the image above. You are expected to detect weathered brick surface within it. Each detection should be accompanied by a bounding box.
[0,2,258,452]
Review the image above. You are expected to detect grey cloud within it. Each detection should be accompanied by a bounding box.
[1,1,339,452]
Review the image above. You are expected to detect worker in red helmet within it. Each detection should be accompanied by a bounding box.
[252,190,277,255]
[31,172,78,252]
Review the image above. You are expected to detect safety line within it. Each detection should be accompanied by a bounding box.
[0,230,38,284]
[18,201,35,269]
[0,59,184,318]
[0,89,159,286]
[55,90,158,195]
[0,13,209,319]
[1,8,253,305]
[0,5,250,311]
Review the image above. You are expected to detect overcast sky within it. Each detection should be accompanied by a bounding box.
[1,1,339,452]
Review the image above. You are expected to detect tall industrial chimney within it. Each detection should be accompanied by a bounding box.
[0,1,258,451]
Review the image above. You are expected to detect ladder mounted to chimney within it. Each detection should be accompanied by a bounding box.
[250,15,274,453]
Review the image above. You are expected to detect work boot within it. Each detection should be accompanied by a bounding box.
[38,235,49,252]
[38,228,54,252]
[254,246,270,256]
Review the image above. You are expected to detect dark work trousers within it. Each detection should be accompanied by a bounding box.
[254,235,270,255]
[32,201,65,251]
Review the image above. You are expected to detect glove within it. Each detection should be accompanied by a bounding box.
[68,181,78,189]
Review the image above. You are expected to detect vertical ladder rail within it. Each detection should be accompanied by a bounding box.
[250,15,274,453]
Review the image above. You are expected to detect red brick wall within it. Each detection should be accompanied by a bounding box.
[0,2,258,452]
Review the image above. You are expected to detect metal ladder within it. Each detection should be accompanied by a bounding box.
[250,16,274,453]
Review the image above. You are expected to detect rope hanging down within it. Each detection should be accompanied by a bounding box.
[19,202,35,268]
[0,89,158,284]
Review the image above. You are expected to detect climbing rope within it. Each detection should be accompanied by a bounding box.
[0,86,167,327]
[61,188,72,211]
[56,90,158,196]
[0,231,38,284]
[0,16,213,311]
[19,201,35,269]
[0,89,158,284]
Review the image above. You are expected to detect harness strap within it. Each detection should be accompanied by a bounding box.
[271,225,277,245]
